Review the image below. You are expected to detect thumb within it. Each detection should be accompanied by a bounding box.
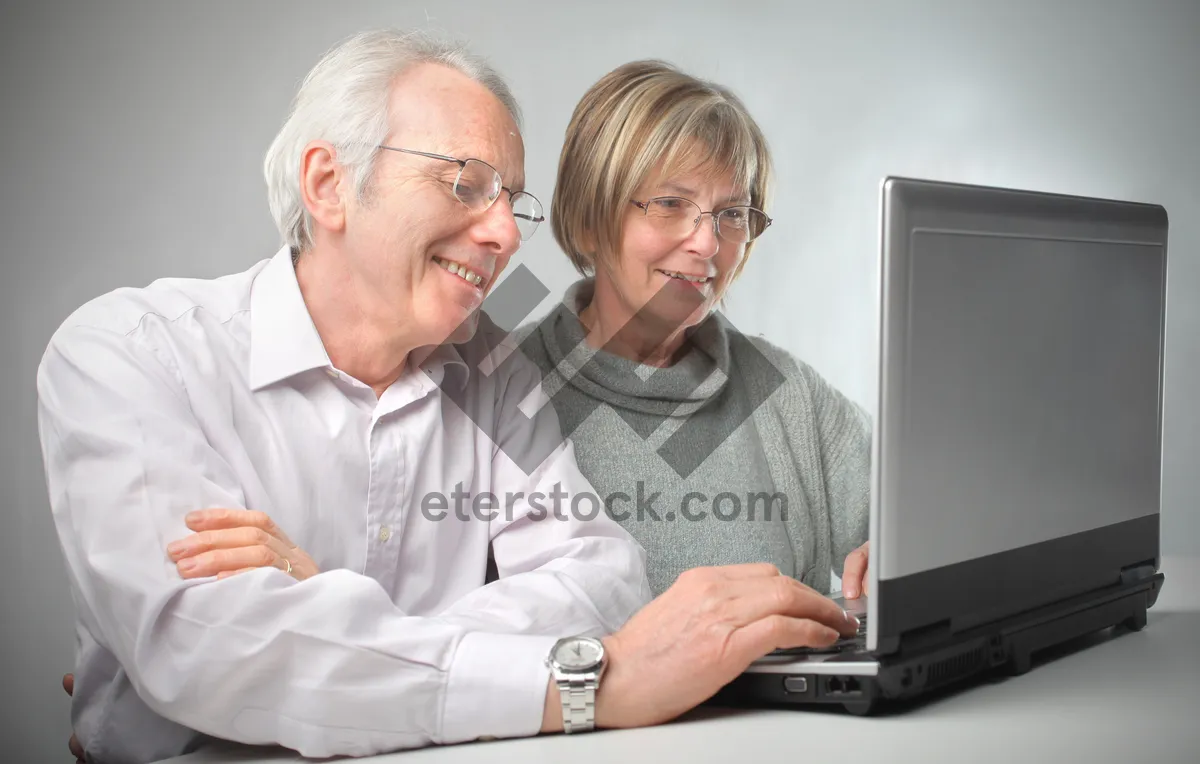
[63,673,74,697]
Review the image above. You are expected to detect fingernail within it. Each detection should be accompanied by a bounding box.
[177,558,196,574]
[166,541,187,558]
[185,511,202,525]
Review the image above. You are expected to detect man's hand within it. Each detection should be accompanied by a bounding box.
[578,563,859,730]
[841,541,871,599]
[63,673,85,763]
[166,508,320,581]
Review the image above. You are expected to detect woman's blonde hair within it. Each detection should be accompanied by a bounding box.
[551,60,772,279]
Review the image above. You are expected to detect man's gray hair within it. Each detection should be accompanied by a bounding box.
[263,29,521,253]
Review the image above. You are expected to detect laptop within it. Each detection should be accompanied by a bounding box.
[717,176,1169,714]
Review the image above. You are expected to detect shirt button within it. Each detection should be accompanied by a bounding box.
[379,525,392,542]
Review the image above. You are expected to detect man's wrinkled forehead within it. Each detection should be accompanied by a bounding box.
[387,64,525,183]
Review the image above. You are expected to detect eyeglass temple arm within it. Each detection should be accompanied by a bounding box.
[378,146,463,166]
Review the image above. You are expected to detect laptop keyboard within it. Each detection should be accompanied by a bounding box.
[767,610,868,657]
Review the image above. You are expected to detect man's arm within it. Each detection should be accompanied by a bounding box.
[431,435,650,637]
[428,343,651,647]
[37,324,563,758]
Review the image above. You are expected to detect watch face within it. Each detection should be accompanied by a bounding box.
[552,638,604,671]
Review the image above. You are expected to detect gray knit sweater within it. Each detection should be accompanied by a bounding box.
[513,280,871,596]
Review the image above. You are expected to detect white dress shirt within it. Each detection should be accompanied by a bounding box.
[36,247,651,763]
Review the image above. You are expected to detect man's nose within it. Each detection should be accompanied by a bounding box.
[470,195,522,256]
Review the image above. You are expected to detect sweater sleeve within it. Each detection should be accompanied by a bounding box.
[747,336,872,580]
[798,362,873,575]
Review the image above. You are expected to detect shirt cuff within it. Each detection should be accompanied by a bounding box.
[440,631,559,744]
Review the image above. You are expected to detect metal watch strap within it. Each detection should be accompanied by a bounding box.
[557,670,599,733]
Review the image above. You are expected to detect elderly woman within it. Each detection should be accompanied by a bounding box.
[155,62,871,596]
[512,60,871,596]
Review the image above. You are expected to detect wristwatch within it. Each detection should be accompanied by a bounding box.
[546,636,607,733]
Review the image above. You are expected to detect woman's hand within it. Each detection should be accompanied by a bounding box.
[166,508,320,581]
[842,541,870,599]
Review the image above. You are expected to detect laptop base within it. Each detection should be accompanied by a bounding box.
[713,572,1163,715]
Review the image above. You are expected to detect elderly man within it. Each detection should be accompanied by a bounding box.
[41,29,858,763]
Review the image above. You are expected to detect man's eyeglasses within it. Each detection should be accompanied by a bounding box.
[630,197,772,244]
[378,146,545,241]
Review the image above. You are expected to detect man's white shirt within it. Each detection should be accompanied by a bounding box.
[37,248,650,761]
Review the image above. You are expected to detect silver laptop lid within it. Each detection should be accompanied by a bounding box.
[868,177,1167,652]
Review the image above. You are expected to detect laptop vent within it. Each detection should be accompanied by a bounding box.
[926,647,987,689]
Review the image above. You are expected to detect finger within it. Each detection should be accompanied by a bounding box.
[69,732,85,761]
[177,545,282,579]
[63,673,74,696]
[677,563,782,586]
[842,547,869,599]
[217,567,259,580]
[184,508,287,542]
[710,562,784,580]
[169,527,293,563]
[183,507,248,532]
[722,576,859,637]
[730,614,841,663]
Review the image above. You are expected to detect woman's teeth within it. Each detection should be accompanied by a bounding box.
[660,270,711,284]
[434,256,485,286]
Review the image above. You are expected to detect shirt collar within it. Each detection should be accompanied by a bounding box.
[249,246,471,393]
[412,341,469,393]
[248,247,333,391]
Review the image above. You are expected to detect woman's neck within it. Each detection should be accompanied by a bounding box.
[577,279,689,368]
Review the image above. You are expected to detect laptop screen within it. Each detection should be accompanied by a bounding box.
[885,230,1165,578]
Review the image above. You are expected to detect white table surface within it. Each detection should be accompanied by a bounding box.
[160,556,1200,764]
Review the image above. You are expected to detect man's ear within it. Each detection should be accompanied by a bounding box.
[300,140,346,235]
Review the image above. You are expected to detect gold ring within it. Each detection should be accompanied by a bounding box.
[284,558,293,576]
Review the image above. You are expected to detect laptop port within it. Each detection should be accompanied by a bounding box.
[782,676,808,694]
[825,676,863,696]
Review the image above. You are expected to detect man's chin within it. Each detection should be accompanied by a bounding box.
[442,310,481,345]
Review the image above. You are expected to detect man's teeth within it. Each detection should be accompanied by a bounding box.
[662,270,711,284]
[434,256,485,286]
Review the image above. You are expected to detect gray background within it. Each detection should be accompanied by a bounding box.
[1,0,1197,759]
